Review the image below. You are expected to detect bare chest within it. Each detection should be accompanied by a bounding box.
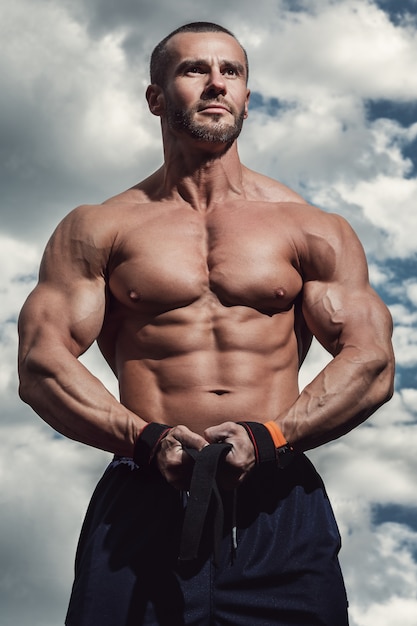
[108,204,303,312]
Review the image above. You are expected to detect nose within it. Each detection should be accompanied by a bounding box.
[203,68,226,98]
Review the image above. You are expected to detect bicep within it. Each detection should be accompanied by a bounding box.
[301,219,393,357]
[19,277,106,361]
[19,206,111,360]
[302,280,392,358]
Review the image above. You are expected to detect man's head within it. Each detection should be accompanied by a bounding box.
[147,22,250,148]
[150,22,249,89]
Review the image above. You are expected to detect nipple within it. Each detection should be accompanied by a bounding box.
[128,290,142,302]
[274,287,287,299]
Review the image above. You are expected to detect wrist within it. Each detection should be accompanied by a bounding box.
[264,420,287,447]
[238,421,296,470]
[133,422,172,469]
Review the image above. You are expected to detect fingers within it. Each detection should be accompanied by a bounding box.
[204,421,247,444]
[155,425,208,490]
[154,422,257,491]
[170,424,208,451]
[204,422,256,489]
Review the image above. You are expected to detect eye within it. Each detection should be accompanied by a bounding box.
[222,66,239,77]
[187,66,205,75]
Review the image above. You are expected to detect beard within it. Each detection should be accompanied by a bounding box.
[165,99,246,145]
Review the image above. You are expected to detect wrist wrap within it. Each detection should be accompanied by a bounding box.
[238,421,277,465]
[238,421,293,468]
[133,422,172,468]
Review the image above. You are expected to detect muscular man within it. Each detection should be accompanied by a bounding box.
[18,22,394,626]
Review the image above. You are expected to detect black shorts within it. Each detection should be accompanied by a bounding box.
[66,454,348,625]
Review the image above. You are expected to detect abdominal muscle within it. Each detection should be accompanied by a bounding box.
[109,299,301,435]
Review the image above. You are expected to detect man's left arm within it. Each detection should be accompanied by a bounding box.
[279,214,395,451]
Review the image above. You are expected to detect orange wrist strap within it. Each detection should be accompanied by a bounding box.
[264,421,287,448]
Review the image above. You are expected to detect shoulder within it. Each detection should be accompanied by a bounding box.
[288,205,367,283]
[41,202,121,281]
[49,203,116,252]
[241,166,357,234]
[102,185,152,207]
[53,186,152,243]
[242,167,306,204]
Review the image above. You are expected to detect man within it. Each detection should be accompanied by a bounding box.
[18,21,394,626]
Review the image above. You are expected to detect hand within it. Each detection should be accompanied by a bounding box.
[204,421,256,490]
[155,425,208,490]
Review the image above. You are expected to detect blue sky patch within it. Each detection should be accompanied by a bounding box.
[366,99,417,127]
[373,503,417,535]
[375,257,417,304]
[374,0,417,26]
[395,366,417,389]
[249,92,295,116]
[12,272,38,284]
[366,99,417,175]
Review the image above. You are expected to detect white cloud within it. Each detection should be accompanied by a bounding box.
[400,387,417,412]
[405,280,417,307]
[298,338,332,388]
[0,423,110,626]
[0,237,39,406]
[351,596,417,626]
[390,303,417,326]
[0,236,39,317]
[0,0,161,239]
[336,175,417,258]
[79,343,119,398]
[310,389,417,623]
[368,262,393,287]
[245,0,417,100]
[393,323,417,368]
[342,519,417,626]
[1,0,417,624]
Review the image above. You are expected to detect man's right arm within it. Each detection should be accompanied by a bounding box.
[18,206,147,457]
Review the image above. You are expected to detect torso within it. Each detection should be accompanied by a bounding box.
[92,174,318,433]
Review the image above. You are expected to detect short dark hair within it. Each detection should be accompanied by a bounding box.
[150,22,249,87]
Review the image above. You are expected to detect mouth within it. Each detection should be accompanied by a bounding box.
[199,103,231,114]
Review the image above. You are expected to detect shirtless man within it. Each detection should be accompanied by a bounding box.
[18,22,394,626]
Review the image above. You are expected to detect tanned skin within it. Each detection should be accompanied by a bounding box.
[18,31,394,490]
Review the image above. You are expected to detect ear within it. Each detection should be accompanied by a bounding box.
[146,84,165,116]
[243,89,251,119]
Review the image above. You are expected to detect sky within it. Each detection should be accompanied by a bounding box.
[1,0,417,624]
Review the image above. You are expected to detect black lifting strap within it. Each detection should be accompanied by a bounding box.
[179,443,232,566]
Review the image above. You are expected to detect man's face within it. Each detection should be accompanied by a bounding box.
[161,32,250,145]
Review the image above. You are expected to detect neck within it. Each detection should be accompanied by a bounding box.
[158,133,246,211]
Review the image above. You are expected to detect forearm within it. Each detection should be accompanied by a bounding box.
[279,347,394,451]
[18,347,146,457]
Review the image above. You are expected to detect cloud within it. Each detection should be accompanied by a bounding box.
[352,596,417,626]
[1,0,161,240]
[335,175,417,259]
[343,519,417,626]
[245,0,417,101]
[0,423,110,626]
[1,0,417,624]
[0,236,39,418]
